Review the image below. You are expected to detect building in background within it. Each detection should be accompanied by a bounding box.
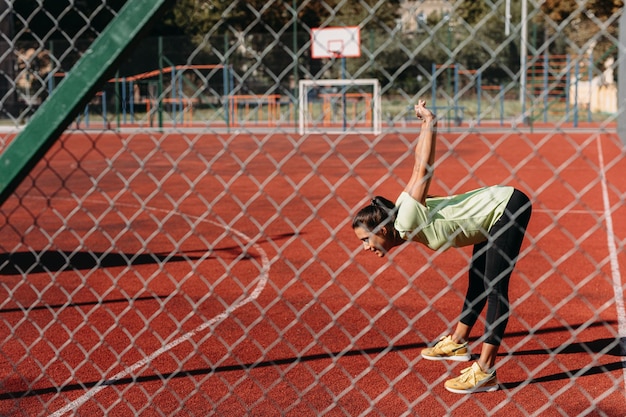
[398,0,453,33]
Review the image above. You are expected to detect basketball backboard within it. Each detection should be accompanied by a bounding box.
[311,26,361,59]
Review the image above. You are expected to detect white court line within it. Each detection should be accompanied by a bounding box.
[48,212,270,417]
[595,136,626,389]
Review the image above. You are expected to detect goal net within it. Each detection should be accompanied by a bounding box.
[298,78,381,135]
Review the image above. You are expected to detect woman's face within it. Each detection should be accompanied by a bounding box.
[354,226,392,257]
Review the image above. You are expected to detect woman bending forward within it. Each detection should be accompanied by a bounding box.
[352,100,532,394]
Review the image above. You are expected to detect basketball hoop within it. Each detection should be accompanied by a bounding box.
[311,27,361,59]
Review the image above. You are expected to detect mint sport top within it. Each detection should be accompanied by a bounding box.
[394,186,514,250]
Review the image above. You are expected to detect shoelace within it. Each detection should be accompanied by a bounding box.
[434,336,465,353]
[457,366,477,383]
[457,365,494,384]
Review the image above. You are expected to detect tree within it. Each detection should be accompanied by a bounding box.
[434,1,521,87]
[539,0,623,60]
[168,0,401,40]
[0,1,17,116]
[165,0,402,94]
[12,0,129,42]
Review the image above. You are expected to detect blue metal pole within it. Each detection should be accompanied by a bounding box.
[130,80,135,123]
[573,60,579,127]
[121,77,127,125]
[47,73,54,96]
[223,33,230,131]
[102,90,106,128]
[179,69,184,124]
[223,65,229,129]
[230,67,235,127]
[587,57,592,122]
[500,84,504,126]
[342,56,347,131]
[477,71,482,126]
[454,65,459,124]
[431,63,437,112]
[565,55,571,123]
[543,52,550,123]
[171,65,177,127]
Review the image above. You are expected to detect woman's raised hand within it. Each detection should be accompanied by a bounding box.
[414,100,435,122]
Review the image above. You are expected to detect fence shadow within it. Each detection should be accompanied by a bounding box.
[501,337,626,389]
[0,250,199,274]
[4,336,624,400]
[510,337,625,357]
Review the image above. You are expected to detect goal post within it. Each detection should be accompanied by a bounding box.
[298,78,381,135]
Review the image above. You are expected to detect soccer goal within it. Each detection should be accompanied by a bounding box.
[298,78,381,135]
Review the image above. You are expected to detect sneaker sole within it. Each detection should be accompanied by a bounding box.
[445,383,499,394]
[420,353,471,362]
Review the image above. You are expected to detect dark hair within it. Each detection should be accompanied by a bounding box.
[352,196,397,236]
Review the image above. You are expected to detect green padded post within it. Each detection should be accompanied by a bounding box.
[0,0,174,206]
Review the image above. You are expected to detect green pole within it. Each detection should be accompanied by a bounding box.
[0,0,174,206]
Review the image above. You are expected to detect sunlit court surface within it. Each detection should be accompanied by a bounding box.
[1,0,626,416]
[1,125,625,416]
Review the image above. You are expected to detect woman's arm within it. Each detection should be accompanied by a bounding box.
[404,100,437,204]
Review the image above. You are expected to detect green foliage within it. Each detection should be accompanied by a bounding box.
[539,0,623,58]
[169,0,401,38]
[11,0,622,99]
[12,0,128,41]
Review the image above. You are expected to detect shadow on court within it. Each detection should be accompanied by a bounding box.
[0,232,296,275]
[0,341,425,400]
[502,336,626,389]
[0,250,201,275]
[510,337,626,357]
[3,325,623,401]
[501,359,626,389]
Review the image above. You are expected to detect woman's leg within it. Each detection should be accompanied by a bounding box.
[421,246,486,361]
[477,189,532,370]
[451,241,489,343]
[445,190,531,393]
[452,190,531,363]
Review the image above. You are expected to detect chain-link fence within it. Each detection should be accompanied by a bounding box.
[1,1,625,416]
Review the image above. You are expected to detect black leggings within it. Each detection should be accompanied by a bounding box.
[459,189,532,346]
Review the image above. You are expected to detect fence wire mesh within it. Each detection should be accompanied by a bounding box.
[1,0,625,416]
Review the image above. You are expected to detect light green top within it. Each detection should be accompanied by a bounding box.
[394,186,514,250]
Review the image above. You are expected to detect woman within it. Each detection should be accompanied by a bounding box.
[352,100,532,394]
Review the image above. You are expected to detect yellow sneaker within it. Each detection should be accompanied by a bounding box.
[444,362,498,394]
[421,335,471,362]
